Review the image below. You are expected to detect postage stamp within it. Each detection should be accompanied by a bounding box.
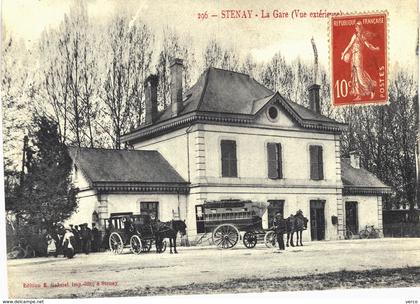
[331,12,388,106]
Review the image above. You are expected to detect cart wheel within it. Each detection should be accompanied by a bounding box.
[130,235,143,254]
[141,240,152,252]
[160,240,167,253]
[243,231,257,248]
[109,232,124,254]
[345,229,354,240]
[264,231,277,248]
[212,224,240,249]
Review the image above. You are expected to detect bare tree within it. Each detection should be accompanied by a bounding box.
[99,15,154,148]
[38,1,98,147]
[156,28,196,109]
[1,25,33,172]
[203,39,239,71]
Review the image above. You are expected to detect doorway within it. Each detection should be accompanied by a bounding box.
[195,205,205,233]
[310,200,325,241]
[345,201,358,234]
[267,200,285,226]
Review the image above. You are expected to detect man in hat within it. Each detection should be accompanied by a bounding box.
[273,212,287,250]
[91,223,100,252]
[80,223,92,254]
[72,225,81,253]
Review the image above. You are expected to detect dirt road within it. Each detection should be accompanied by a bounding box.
[7,238,420,298]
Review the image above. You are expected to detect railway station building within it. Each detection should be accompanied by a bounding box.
[68,59,391,243]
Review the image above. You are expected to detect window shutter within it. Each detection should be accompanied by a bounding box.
[268,143,283,179]
[310,145,323,180]
[221,140,237,177]
[310,145,318,180]
[267,143,277,179]
[278,144,283,179]
[317,146,324,180]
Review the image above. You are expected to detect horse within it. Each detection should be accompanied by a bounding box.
[154,220,187,254]
[286,215,296,247]
[294,210,309,246]
[286,210,309,247]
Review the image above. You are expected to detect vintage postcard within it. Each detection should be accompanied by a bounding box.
[1,0,419,303]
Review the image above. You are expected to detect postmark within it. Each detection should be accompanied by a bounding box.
[331,12,388,106]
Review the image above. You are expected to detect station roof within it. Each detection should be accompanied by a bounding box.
[341,158,392,195]
[69,147,188,193]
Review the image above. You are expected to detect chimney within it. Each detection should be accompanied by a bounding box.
[144,74,158,125]
[308,84,321,114]
[349,151,361,169]
[170,58,183,117]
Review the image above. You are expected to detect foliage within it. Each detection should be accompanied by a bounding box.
[340,71,418,209]
[10,116,78,229]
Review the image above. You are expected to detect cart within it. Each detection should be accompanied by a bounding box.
[195,200,273,249]
[104,214,166,254]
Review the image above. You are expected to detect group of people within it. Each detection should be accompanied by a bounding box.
[47,223,101,259]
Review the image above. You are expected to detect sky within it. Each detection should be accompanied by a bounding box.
[1,0,418,73]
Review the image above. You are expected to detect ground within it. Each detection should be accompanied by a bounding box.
[7,238,420,299]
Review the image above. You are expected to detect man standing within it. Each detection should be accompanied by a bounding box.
[91,223,100,252]
[80,224,92,254]
[273,212,287,250]
[72,225,81,253]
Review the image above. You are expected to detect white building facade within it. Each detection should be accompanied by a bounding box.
[68,60,391,243]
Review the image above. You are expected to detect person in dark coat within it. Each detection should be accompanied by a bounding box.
[50,223,63,258]
[80,223,92,254]
[91,223,100,252]
[72,225,81,253]
[273,212,287,250]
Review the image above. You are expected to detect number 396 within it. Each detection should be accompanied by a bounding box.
[334,79,349,98]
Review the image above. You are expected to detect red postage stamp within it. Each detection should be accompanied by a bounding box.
[331,12,388,106]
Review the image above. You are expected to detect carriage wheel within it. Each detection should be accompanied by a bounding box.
[212,224,240,249]
[243,231,257,248]
[264,231,277,248]
[130,235,143,254]
[141,240,152,252]
[109,232,124,254]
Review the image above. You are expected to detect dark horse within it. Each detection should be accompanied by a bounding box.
[155,220,187,254]
[286,210,309,247]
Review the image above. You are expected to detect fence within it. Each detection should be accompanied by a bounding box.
[383,222,420,237]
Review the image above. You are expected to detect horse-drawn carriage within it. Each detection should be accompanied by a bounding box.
[105,214,166,254]
[196,200,274,249]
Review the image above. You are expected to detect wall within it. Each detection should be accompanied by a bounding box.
[201,123,339,185]
[65,189,97,227]
[133,127,190,181]
[131,116,345,242]
[66,192,188,232]
[106,193,187,223]
[188,186,341,242]
[342,195,383,235]
[65,164,98,227]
